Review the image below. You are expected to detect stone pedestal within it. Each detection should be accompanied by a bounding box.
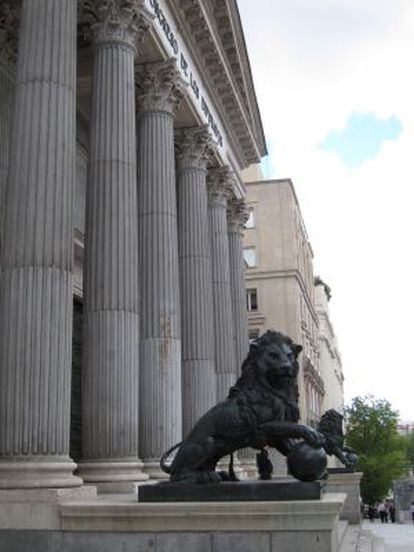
[0,0,80,489]
[325,471,362,524]
[78,0,150,492]
[0,487,97,530]
[0,491,346,552]
[139,480,323,502]
[136,59,186,478]
[61,493,346,552]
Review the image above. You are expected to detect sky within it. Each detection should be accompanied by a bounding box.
[238,0,414,420]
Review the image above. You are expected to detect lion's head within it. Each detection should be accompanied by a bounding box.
[229,330,302,419]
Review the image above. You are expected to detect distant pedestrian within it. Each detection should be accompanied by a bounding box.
[378,502,388,523]
[256,448,273,480]
[388,503,396,523]
[368,505,376,523]
[409,501,414,524]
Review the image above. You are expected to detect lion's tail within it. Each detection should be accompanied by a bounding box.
[160,441,182,474]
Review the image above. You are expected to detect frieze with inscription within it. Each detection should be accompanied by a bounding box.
[148,0,224,149]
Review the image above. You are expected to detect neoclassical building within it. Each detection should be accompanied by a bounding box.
[243,179,324,429]
[315,283,344,416]
[0,0,266,492]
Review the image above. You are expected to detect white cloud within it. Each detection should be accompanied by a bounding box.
[239,0,414,419]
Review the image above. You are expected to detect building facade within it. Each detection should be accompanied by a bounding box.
[315,283,345,415]
[243,179,324,427]
[0,0,266,492]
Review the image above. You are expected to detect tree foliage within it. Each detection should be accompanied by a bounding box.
[314,275,332,301]
[345,396,409,504]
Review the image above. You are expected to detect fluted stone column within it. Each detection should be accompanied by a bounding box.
[78,0,150,492]
[207,168,237,401]
[0,0,81,488]
[176,126,216,436]
[228,198,257,478]
[136,59,186,478]
[227,198,250,371]
[0,3,17,225]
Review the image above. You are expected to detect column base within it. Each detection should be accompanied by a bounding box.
[77,461,149,493]
[0,460,82,489]
[142,461,170,480]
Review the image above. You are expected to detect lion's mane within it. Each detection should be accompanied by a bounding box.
[228,330,301,422]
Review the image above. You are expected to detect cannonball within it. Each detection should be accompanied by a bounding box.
[345,452,358,467]
[287,441,327,482]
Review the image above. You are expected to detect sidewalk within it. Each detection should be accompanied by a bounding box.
[362,520,414,552]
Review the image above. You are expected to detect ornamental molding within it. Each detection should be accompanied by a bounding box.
[0,2,18,66]
[175,125,215,171]
[136,57,187,114]
[207,166,234,203]
[166,0,266,167]
[303,356,325,394]
[227,198,250,228]
[78,0,153,50]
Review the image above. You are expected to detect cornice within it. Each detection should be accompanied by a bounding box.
[211,0,266,156]
[166,0,264,168]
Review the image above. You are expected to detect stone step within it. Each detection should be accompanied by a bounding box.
[357,530,375,552]
[371,534,386,552]
[337,520,349,548]
[338,525,362,552]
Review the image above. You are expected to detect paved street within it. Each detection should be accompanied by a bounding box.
[363,521,414,552]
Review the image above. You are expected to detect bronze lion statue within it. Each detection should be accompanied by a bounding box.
[317,409,357,469]
[160,330,324,484]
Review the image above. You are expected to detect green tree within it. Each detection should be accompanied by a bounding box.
[345,396,409,505]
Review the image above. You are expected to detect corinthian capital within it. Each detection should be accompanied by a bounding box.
[175,125,215,171]
[79,0,152,50]
[227,198,250,231]
[0,2,18,66]
[207,167,234,205]
[136,58,187,115]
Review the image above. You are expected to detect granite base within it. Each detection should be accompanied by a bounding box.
[138,479,323,502]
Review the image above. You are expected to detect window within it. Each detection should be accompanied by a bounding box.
[248,329,260,342]
[245,210,255,228]
[243,246,257,267]
[246,288,258,311]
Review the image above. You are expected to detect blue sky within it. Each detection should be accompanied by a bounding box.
[239,0,414,420]
[320,113,402,167]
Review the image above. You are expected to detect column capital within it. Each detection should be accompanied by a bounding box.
[136,58,187,115]
[0,2,18,66]
[79,0,152,50]
[207,166,234,204]
[175,125,215,171]
[227,198,250,231]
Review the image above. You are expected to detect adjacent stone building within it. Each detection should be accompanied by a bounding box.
[0,0,266,492]
[315,283,345,415]
[243,178,324,427]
